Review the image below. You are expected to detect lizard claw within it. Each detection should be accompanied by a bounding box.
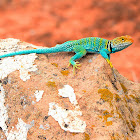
[73,61,81,75]
[68,61,81,75]
[74,61,81,69]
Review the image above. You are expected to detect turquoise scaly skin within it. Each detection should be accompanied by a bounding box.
[0,35,133,73]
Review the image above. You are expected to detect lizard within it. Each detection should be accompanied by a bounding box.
[0,35,133,73]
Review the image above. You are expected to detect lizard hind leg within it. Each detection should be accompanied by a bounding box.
[68,45,87,74]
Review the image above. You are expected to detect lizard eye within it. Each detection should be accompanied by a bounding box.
[122,38,124,41]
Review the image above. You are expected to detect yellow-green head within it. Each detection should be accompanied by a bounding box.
[111,35,134,53]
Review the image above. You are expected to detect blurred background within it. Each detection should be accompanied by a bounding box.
[0,0,139,82]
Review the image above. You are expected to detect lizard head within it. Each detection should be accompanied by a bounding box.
[111,35,134,53]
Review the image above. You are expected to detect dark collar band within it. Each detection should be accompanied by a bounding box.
[110,41,112,53]
[107,41,112,53]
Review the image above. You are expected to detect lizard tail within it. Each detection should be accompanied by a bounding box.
[0,45,66,58]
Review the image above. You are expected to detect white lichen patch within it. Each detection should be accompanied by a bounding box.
[0,54,37,81]
[7,118,29,140]
[49,85,86,133]
[0,38,21,53]
[48,102,86,133]
[88,59,93,63]
[32,101,36,105]
[39,124,50,130]
[0,84,32,140]
[34,90,44,102]
[58,85,78,106]
[0,38,45,55]
[0,38,38,81]
[45,123,50,130]
[107,117,113,122]
[0,85,8,134]
[39,124,46,130]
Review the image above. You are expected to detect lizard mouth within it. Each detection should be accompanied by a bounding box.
[125,35,134,43]
[129,38,134,43]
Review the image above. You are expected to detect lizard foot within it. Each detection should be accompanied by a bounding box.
[67,61,81,74]
[73,61,81,75]
[74,61,81,69]
[106,59,113,68]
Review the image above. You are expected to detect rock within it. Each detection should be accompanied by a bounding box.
[0,38,139,140]
[0,0,140,81]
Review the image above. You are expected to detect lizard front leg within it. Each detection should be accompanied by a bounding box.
[68,45,87,74]
[100,49,113,68]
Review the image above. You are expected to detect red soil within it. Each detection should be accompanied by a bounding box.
[0,0,139,82]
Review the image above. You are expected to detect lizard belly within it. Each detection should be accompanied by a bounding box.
[86,49,100,54]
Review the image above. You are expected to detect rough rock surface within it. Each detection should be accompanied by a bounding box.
[0,39,139,140]
[0,0,139,82]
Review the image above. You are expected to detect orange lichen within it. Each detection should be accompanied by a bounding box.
[91,124,95,128]
[123,94,130,103]
[120,83,127,93]
[128,107,133,114]
[125,94,130,101]
[103,110,113,126]
[137,114,140,124]
[110,133,122,140]
[51,63,58,67]
[106,121,112,126]
[46,81,57,87]
[111,110,114,114]
[105,84,108,88]
[71,133,77,136]
[116,107,123,119]
[126,120,135,132]
[82,90,86,93]
[98,115,102,119]
[61,70,69,76]
[99,110,113,126]
[131,120,136,129]
[130,94,140,103]
[115,94,121,102]
[98,89,113,106]
[84,133,90,140]
[21,65,24,68]
[116,107,136,133]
